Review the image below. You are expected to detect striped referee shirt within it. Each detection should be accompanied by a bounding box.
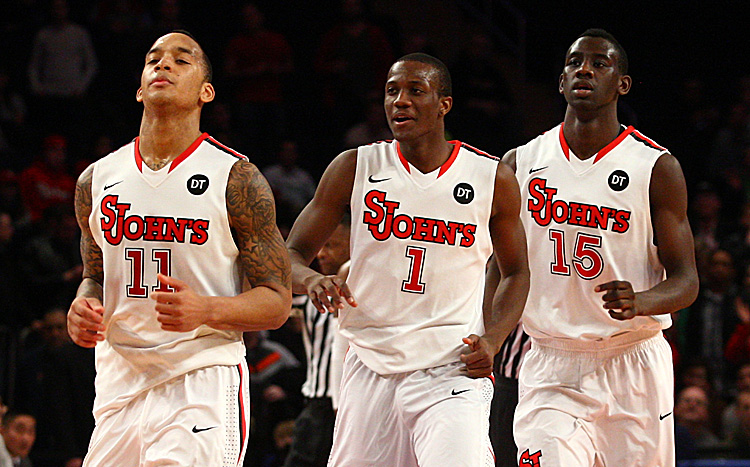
[494,322,530,380]
[294,295,337,399]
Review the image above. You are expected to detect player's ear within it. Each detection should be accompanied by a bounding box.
[200,82,215,104]
[136,87,143,103]
[439,95,452,117]
[618,74,632,96]
[559,74,564,94]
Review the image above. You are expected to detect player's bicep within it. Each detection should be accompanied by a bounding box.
[227,160,291,292]
[650,154,696,276]
[286,149,356,265]
[75,164,103,285]
[489,163,528,275]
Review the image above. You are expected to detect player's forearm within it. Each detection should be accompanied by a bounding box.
[634,271,699,317]
[205,284,292,331]
[484,270,530,354]
[289,251,322,295]
[76,277,103,301]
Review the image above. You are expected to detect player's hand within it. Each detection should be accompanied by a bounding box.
[596,280,639,320]
[153,273,209,332]
[460,334,494,378]
[67,296,106,348]
[303,273,357,314]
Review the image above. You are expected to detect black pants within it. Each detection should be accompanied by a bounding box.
[490,376,519,467]
[283,397,336,467]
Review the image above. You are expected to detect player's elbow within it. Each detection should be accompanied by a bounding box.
[267,291,293,330]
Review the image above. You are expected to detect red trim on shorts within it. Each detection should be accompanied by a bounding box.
[237,364,247,466]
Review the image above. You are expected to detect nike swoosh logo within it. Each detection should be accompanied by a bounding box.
[104,181,123,190]
[659,412,672,420]
[528,166,548,174]
[368,175,391,183]
[451,389,471,396]
[192,425,218,433]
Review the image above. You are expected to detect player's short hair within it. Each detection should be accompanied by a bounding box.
[172,29,213,83]
[395,53,452,97]
[576,28,628,75]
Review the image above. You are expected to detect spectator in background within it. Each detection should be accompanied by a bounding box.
[315,0,394,137]
[15,308,92,467]
[0,170,31,233]
[690,182,728,270]
[20,204,82,313]
[680,248,740,395]
[0,67,28,166]
[262,140,316,232]
[224,2,293,162]
[342,97,392,149]
[244,331,304,467]
[729,390,750,457]
[18,135,76,225]
[0,411,36,467]
[675,385,723,451]
[726,264,750,369]
[27,0,97,150]
[450,30,520,155]
[723,363,750,440]
[0,211,31,330]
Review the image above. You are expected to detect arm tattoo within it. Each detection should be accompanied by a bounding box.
[75,165,104,290]
[227,160,291,290]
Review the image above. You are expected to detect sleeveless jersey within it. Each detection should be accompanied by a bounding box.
[89,133,247,415]
[345,140,498,374]
[515,124,669,341]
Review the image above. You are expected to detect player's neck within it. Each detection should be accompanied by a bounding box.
[563,108,622,160]
[139,112,203,171]
[397,134,453,174]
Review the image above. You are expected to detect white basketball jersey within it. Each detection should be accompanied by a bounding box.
[345,140,498,374]
[89,133,247,415]
[515,124,669,341]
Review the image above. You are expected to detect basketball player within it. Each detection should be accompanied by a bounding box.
[507,29,699,466]
[66,31,292,466]
[285,53,530,467]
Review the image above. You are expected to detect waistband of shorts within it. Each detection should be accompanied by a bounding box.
[530,329,663,359]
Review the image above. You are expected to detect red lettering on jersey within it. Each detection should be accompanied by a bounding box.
[526,179,631,233]
[99,195,210,245]
[519,449,542,466]
[362,190,476,247]
[189,220,210,245]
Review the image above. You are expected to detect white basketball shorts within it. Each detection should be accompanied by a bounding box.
[328,349,495,467]
[514,331,675,467]
[84,362,250,467]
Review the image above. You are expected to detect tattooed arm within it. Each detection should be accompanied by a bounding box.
[68,164,107,347]
[153,159,292,332]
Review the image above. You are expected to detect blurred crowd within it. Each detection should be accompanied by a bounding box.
[1,0,750,465]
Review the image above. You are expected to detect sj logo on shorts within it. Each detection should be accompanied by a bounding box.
[519,449,542,467]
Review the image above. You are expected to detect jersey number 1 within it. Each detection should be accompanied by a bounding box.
[125,248,175,297]
[402,246,426,294]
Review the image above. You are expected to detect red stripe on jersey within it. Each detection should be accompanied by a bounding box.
[395,141,411,173]
[632,130,666,151]
[559,124,635,163]
[206,135,248,161]
[437,141,461,178]
[559,123,571,160]
[168,133,209,173]
[593,126,634,162]
[250,352,281,372]
[134,137,144,171]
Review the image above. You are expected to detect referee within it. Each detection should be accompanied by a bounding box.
[284,216,350,467]
[486,257,530,467]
